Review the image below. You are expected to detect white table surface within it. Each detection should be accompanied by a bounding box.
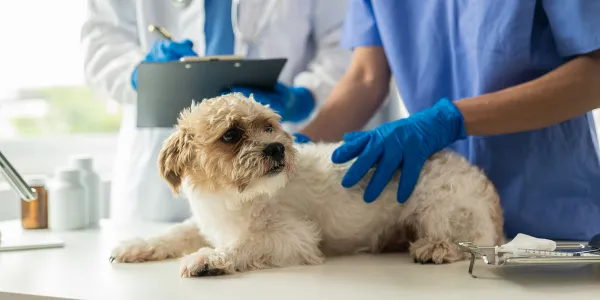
[1,220,600,300]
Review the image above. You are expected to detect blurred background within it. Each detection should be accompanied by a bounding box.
[0,1,118,220]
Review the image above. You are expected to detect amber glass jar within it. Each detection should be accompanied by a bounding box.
[21,176,49,229]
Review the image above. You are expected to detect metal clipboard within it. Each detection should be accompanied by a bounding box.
[457,241,600,278]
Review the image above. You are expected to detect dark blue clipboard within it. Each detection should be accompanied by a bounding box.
[135,58,287,128]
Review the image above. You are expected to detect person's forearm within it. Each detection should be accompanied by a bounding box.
[300,74,389,142]
[81,24,144,105]
[300,46,392,142]
[456,51,600,136]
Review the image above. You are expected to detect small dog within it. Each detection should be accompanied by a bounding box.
[109,93,504,277]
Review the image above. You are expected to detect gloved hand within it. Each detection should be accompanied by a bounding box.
[331,98,467,204]
[227,82,315,123]
[131,39,198,90]
[292,133,311,144]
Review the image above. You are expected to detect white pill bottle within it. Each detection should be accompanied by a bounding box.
[69,156,101,227]
[47,167,87,231]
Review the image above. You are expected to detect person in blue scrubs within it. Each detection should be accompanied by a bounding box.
[298,0,600,241]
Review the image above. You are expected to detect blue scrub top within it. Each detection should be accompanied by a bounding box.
[342,0,600,241]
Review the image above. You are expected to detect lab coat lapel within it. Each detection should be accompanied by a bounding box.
[177,0,206,55]
[234,0,277,56]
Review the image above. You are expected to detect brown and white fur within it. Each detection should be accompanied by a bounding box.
[109,93,504,277]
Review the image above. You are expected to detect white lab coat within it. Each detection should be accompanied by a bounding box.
[81,0,403,223]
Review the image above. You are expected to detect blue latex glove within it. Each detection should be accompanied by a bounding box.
[131,39,198,90]
[227,82,315,123]
[331,98,467,204]
[292,133,311,144]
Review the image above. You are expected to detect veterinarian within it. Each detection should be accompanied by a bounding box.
[298,1,600,241]
[81,0,403,223]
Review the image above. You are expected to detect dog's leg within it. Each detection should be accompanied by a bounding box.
[408,206,476,264]
[110,218,209,263]
[408,176,502,265]
[179,217,324,277]
[409,236,465,264]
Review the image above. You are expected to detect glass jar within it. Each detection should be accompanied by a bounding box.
[21,176,49,229]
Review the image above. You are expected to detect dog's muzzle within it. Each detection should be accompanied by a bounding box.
[263,143,285,175]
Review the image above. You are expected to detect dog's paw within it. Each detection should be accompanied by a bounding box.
[109,238,173,263]
[179,247,233,277]
[409,238,465,264]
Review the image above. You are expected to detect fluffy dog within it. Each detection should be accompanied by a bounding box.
[109,93,504,277]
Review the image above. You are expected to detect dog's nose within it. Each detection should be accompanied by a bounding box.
[263,142,285,160]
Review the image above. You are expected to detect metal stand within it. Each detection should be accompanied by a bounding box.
[457,241,600,278]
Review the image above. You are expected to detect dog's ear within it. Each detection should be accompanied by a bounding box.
[158,128,194,196]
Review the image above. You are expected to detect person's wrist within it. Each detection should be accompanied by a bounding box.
[292,132,311,144]
[284,87,316,123]
[434,98,467,142]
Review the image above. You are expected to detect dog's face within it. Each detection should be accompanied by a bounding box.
[158,93,296,199]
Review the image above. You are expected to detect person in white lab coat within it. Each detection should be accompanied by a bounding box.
[80,0,401,223]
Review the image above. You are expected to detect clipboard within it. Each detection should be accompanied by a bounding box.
[0,236,64,252]
[0,229,65,252]
[135,57,287,128]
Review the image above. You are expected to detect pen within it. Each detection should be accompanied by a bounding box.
[148,24,173,41]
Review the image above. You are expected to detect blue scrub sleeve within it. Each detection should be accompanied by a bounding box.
[341,0,383,49]
[542,0,600,57]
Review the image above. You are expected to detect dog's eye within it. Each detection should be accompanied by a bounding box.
[265,124,273,133]
[221,128,243,144]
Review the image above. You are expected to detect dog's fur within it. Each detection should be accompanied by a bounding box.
[109,93,504,277]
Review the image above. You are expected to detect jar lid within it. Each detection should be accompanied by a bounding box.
[69,155,93,169]
[26,175,47,187]
[54,167,80,181]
